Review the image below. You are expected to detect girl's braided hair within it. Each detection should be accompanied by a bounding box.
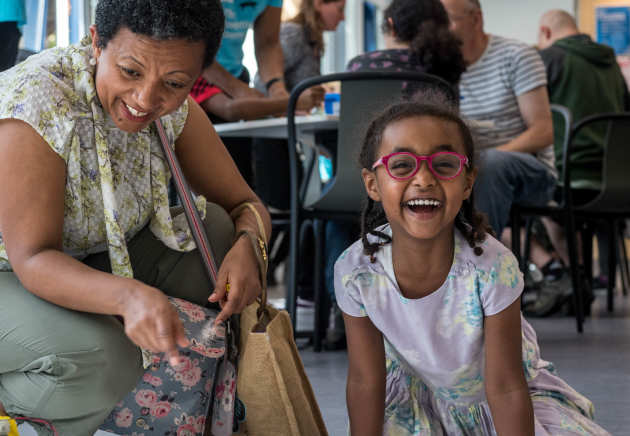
[359,102,493,261]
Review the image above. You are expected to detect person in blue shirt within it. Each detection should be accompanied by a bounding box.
[0,0,26,71]
[202,0,288,100]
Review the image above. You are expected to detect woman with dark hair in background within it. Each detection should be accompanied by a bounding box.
[347,0,466,105]
[0,1,270,433]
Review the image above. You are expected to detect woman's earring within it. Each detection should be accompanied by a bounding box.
[89,57,96,66]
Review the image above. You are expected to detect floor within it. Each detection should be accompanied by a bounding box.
[18,288,630,436]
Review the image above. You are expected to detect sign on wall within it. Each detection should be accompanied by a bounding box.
[596,6,630,54]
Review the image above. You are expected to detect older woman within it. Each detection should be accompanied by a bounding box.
[0,0,270,434]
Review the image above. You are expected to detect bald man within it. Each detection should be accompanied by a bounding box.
[538,9,629,192]
[441,0,556,238]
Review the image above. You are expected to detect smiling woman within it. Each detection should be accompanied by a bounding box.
[0,0,271,434]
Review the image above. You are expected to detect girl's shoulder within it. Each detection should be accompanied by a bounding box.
[460,232,518,271]
[334,227,390,279]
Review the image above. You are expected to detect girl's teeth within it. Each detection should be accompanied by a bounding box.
[126,104,148,117]
[406,199,441,207]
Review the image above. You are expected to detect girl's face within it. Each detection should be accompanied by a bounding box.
[90,26,204,133]
[362,115,476,243]
[315,0,346,31]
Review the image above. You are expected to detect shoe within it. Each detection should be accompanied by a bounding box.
[324,302,346,350]
[593,275,609,291]
[541,259,566,282]
[524,262,543,290]
[523,273,572,317]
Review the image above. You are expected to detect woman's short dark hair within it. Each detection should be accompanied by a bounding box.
[382,0,466,85]
[359,102,492,260]
[95,0,224,69]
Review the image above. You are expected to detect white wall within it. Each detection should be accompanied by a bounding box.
[481,0,576,45]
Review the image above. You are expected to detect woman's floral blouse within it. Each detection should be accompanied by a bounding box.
[0,37,206,279]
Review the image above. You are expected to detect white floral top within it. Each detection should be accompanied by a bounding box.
[334,227,604,435]
[0,38,205,278]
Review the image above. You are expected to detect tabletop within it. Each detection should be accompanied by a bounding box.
[213,114,338,139]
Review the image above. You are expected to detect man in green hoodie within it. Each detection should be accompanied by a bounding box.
[538,9,629,194]
[524,9,630,316]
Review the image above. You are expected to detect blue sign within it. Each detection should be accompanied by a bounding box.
[596,6,630,55]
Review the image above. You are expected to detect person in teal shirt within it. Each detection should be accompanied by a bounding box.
[201,0,287,99]
[0,0,26,71]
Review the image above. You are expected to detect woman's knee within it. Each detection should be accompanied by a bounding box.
[1,317,142,419]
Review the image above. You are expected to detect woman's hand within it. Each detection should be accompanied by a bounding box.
[208,234,263,325]
[120,280,189,366]
[297,85,325,112]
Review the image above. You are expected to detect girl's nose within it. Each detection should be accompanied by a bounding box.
[412,161,436,187]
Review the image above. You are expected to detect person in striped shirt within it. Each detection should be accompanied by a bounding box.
[441,0,556,239]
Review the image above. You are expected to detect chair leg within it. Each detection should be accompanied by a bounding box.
[566,212,584,332]
[582,223,593,289]
[313,219,326,352]
[617,220,629,296]
[607,219,616,312]
[287,215,302,331]
[510,207,523,272]
[523,217,534,268]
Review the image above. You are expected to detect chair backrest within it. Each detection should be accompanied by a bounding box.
[567,113,630,213]
[287,71,457,214]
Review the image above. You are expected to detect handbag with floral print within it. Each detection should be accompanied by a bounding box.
[99,297,236,436]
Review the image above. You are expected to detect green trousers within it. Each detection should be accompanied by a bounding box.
[0,203,234,435]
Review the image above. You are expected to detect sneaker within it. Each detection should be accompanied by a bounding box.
[523,273,572,317]
[524,262,543,290]
[593,275,609,291]
[541,259,566,282]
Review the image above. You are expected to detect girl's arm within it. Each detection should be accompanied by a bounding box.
[344,312,386,436]
[484,299,535,435]
[201,87,324,122]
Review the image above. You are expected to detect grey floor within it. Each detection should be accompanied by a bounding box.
[18,289,630,436]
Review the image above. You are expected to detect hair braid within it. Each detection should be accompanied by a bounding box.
[360,198,391,262]
[454,191,493,256]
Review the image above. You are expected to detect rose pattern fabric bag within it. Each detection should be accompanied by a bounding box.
[99,297,236,436]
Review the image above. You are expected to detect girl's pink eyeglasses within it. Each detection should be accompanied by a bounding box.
[372,151,469,181]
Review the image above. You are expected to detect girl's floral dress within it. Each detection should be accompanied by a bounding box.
[334,226,610,435]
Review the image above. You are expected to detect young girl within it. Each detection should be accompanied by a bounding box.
[334,102,610,435]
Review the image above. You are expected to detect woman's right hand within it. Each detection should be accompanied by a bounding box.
[296,85,325,112]
[119,280,189,366]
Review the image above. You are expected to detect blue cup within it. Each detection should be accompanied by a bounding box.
[324,93,340,115]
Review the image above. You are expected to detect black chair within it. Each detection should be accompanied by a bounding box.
[286,71,458,350]
[511,105,630,332]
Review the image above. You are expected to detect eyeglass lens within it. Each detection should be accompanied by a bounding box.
[387,153,462,179]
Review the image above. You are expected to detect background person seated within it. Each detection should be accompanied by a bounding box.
[520,9,630,316]
[200,0,288,186]
[441,0,556,242]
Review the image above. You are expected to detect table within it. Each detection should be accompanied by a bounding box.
[213,114,338,139]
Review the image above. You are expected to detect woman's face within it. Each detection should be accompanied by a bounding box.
[90,26,204,133]
[316,0,346,31]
